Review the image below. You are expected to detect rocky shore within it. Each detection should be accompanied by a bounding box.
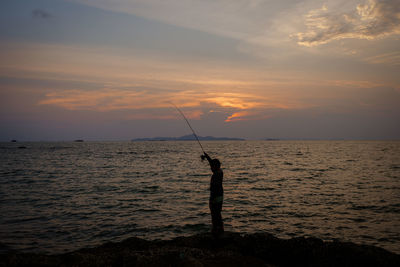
[1,232,399,266]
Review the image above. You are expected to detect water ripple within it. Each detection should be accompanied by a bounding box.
[0,141,399,254]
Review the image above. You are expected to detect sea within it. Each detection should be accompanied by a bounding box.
[0,141,399,254]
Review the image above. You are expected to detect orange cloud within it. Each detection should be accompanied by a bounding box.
[38,85,314,125]
[225,110,271,122]
[39,89,148,111]
[225,111,252,122]
[184,110,204,120]
[207,97,257,109]
[39,88,271,112]
[204,92,267,110]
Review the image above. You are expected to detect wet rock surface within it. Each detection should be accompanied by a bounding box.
[1,232,399,266]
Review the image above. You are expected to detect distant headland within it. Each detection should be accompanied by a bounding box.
[132,134,245,141]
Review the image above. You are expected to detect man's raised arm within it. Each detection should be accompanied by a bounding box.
[201,152,212,165]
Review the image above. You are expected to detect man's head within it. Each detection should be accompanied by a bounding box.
[211,159,221,172]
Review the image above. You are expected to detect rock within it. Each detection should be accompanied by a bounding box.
[1,232,399,267]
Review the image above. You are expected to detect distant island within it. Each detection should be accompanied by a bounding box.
[132,134,245,142]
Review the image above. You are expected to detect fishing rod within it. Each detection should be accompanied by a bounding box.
[171,103,205,154]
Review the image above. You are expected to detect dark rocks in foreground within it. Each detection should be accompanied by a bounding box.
[1,232,399,267]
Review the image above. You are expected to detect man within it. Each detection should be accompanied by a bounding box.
[201,152,224,237]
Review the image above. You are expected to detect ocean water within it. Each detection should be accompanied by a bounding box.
[0,141,399,254]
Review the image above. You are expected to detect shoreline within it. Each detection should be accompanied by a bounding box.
[1,232,399,266]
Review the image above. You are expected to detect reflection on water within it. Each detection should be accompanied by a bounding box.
[0,141,399,254]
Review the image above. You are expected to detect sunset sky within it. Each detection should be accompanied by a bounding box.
[1,0,399,141]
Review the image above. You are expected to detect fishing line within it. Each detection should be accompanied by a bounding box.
[171,103,205,154]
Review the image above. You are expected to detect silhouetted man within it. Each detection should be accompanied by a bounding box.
[201,152,224,237]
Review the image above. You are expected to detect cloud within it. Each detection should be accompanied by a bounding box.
[38,84,302,123]
[225,110,271,122]
[67,0,301,49]
[67,0,263,40]
[295,0,400,46]
[125,109,203,120]
[32,9,53,19]
[39,88,181,112]
[204,93,266,110]
[38,88,274,120]
[66,0,400,65]
[364,51,400,65]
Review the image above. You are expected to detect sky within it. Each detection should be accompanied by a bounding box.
[1,0,399,141]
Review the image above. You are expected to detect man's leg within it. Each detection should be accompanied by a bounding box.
[215,202,224,234]
[210,202,223,237]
